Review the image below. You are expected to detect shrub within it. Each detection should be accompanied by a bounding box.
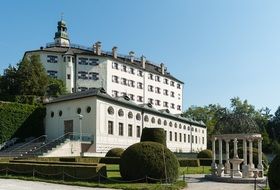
[197,149,213,166]
[178,159,200,167]
[99,157,121,164]
[140,128,166,146]
[268,154,280,190]
[120,142,179,183]
[105,148,124,157]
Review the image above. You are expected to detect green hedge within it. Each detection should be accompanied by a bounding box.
[197,149,213,166]
[0,102,45,144]
[0,162,107,181]
[178,159,200,167]
[100,157,121,164]
[105,148,124,157]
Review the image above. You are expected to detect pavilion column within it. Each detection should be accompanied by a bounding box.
[233,138,238,158]
[217,138,224,177]
[242,138,249,178]
[248,139,254,177]
[257,138,264,177]
[211,137,217,175]
[224,139,230,174]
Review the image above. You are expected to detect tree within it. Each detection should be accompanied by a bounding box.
[46,78,67,97]
[17,55,48,96]
[0,65,20,95]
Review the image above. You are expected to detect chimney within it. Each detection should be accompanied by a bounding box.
[129,51,135,62]
[141,55,146,69]
[160,63,165,75]
[112,46,118,59]
[95,41,102,55]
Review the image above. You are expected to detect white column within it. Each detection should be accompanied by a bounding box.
[248,139,254,169]
[257,138,264,177]
[242,138,249,178]
[217,138,224,177]
[211,137,217,175]
[233,138,238,158]
[224,139,230,174]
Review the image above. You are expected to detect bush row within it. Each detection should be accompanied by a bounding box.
[0,102,45,144]
[178,158,200,167]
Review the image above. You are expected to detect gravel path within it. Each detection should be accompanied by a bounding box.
[0,179,115,190]
[184,174,254,190]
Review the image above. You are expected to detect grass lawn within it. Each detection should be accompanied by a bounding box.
[179,166,211,175]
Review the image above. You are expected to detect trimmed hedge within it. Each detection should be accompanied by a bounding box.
[197,149,213,166]
[178,159,200,167]
[0,102,45,144]
[100,157,121,165]
[105,148,124,157]
[268,154,280,190]
[140,128,166,146]
[120,142,179,183]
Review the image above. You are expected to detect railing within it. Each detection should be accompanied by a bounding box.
[8,135,46,157]
[28,132,94,157]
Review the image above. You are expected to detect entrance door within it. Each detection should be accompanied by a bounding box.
[64,120,73,136]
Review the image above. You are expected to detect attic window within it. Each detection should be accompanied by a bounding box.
[124,96,130,101]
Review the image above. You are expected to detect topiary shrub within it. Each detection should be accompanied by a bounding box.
[140,128,166,146]
[197,149,213,166]
[268,154,280,190]
[120,142,179,183]
[105,148,124,157]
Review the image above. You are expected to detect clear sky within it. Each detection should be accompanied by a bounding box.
[0,0,279,113]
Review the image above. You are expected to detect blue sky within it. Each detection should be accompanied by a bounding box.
[0,0,279,113]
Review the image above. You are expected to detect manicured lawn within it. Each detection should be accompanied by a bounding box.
[179,166,211,175]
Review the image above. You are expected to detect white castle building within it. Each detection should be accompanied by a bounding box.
[24,19,206,156]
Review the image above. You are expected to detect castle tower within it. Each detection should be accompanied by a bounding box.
[54,19,70,47]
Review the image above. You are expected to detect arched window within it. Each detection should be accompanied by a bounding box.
[179,124,182,129]
[175,123,177,128]
[169,121,173,127]
[151,117,155,124]
[77,107,81,114]
[144,115,149,122]
[164,120,167,126]
[157,118,161,125]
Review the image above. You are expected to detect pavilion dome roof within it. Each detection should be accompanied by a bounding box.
[213,113,259,135]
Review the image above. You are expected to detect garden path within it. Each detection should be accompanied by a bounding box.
[184,174,254,190]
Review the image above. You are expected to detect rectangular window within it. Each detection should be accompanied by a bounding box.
[88,72,99,80]
[148,73,153,80]
[169,131,172,141]
[188,135,190,143]
[78,57,88,65]
[67,74,71,80]
[129,94,134,101]
[137,82,143,89]
[130,68,135,74]
[155,87,161,94]
[47,70,58,78]
[171,91,175,97]
[78,87,88,92]
[163,89,168,96]
[184,134,186,142]
[122,65,127,72]
[175,132,177,141]
[179,133,182,142]
[202,137,205,144]
[137,126,141,137]
[108,121,114,135]
[177,105,181,111]
[191,135,194,143]
[148,98,153,104]
[121,78,127,85]
[148,85,154,92]
[155,100,160,106]
[138,70,143,77]
[164,78,169,84]
[112,75,119,83]
[72,57,75,63]
[128,80,135,87]
[119,123,124,136]
[112,90,118,97]
[112,62,118,69]
[171,103,175,109]
[195,136,197,144]
[128,124,133,137]
[47,55,58,63]
[163,102,168,108]
[67,57,71,62]
[170,81,175,87]
[78,71,88,79]
[137,96,143,102]
[89,58,99,66]
[155,76,160,82]
[177,83,181,89]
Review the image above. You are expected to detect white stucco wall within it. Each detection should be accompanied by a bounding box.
[42,140,82,157]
